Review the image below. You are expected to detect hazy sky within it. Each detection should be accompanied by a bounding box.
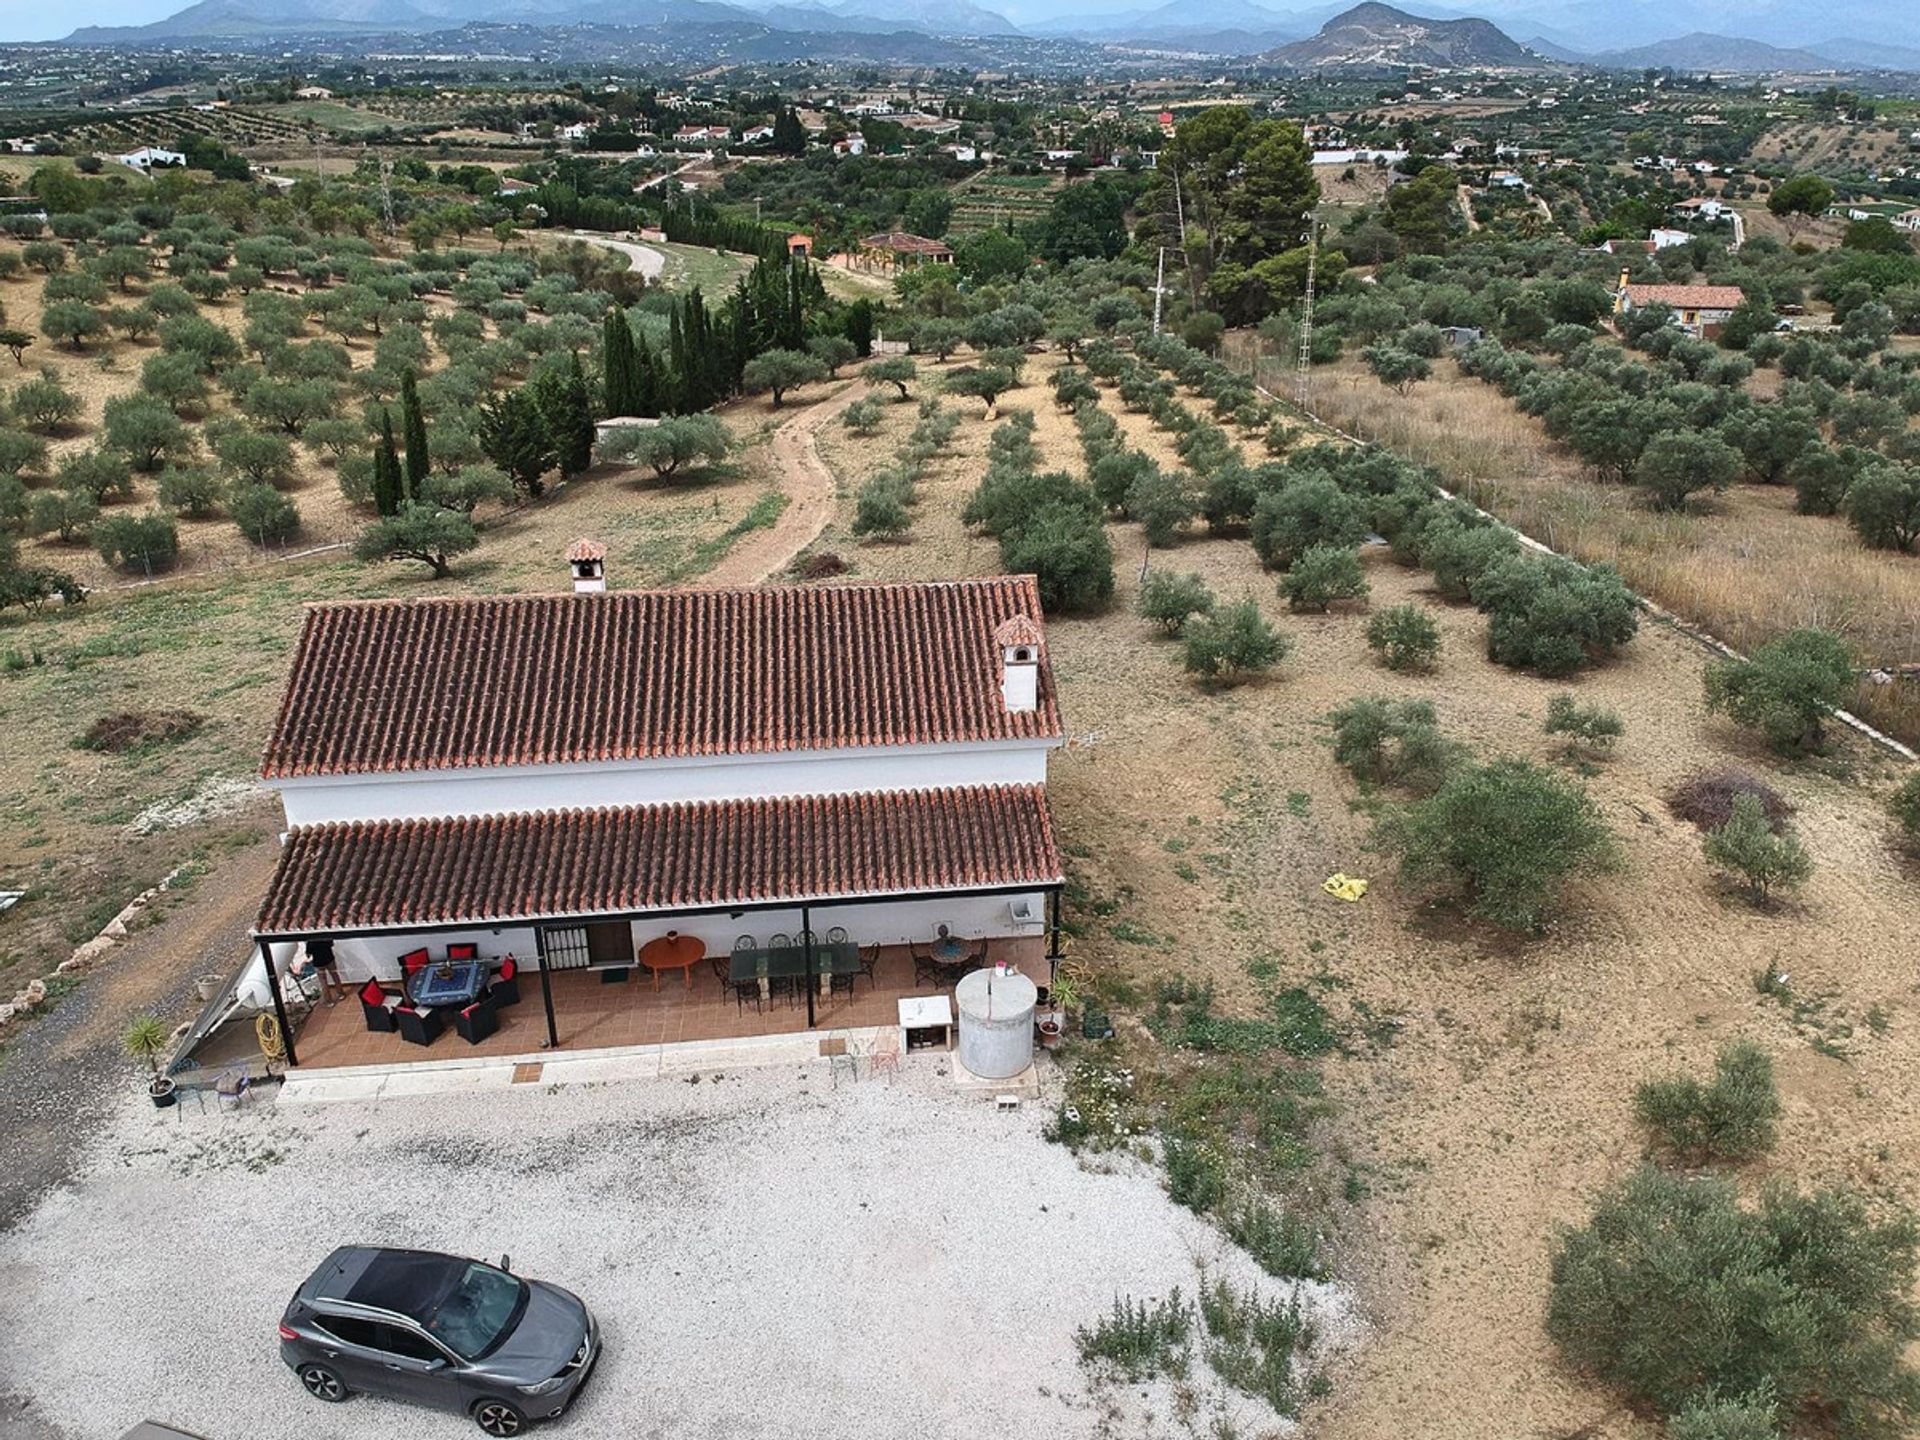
[3,0,178,42]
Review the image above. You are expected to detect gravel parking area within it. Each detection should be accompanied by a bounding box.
[0,1061,1355,1440]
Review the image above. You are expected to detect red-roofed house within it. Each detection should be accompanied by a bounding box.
[240,569,1068,1070]
[1614,269,1745,338]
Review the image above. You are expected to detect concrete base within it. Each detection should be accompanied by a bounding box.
[948,1054,1041,1099]
[278,1025,896,1106]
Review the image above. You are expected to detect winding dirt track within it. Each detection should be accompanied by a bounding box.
[702,379,870,586]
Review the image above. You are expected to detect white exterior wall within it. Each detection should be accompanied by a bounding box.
[273,739,1054,829]
[325,895,1047,985]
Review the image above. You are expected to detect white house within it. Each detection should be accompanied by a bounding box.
[293,85,332,100]
[557,122,591,143]
[246,570,1067,1068]
[1615,271,1745,338]
[115,146,185,172]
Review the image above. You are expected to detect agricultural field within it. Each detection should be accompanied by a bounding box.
[949,170,1060,236]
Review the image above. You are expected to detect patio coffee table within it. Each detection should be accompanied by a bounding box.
[410,959,484,1009]
[639,933,706,990]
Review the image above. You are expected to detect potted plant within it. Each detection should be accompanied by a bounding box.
[1038,972,1076,1049]
[125,1014,175,1108]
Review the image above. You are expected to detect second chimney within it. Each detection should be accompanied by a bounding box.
[567,538,607,593]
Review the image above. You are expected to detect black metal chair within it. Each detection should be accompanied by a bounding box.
[765,933,801,1008]
[487,956,522,1009]
[856,943,882,992]
[394,1005,445,1047]
[911,942,941,988]
[454,999,499,1045]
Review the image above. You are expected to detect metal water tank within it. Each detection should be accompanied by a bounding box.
[955,967,1036,1079]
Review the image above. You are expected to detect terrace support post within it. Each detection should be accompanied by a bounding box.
[533,929,559,1051]
[801,905,816,1029]
[260,936,298,1070]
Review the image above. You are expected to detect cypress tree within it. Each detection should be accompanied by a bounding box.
[372,408,403,517]
[546,352,595,479]
[665,306,687,415]
[399,370,429,496]
[602,306,635,416]
[634,338,659,417]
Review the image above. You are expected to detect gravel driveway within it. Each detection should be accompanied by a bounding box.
[0,1062,1355,1440]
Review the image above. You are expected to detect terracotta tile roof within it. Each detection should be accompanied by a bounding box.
[263,577,1060,780]
[1622,283,1745,310]
[993,614,1044,649]
[565,538,606,562]
[255,784,1061,935]
[861,231,953,256]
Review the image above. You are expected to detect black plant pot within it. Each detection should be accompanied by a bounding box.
[149,1076,177,1109]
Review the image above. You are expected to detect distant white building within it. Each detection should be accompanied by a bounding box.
[293,85,332,100]
[116,146,185,172]
[557,123,591,143]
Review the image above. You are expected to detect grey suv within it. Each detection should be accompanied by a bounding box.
[279,1247,598,1435]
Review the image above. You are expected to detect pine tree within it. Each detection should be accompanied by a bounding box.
[399,370,429,496]
[372,408,404,517]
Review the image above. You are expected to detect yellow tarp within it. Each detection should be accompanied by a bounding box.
[1322,873,1369,902]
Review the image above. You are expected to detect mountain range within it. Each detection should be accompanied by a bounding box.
[51,0,1920,67]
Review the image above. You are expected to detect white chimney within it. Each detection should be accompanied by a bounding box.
[567,538,606,594]
[993,614,1044,715]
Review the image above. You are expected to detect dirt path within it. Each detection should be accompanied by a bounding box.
[0,835,280,1229]
[703,379,871,586]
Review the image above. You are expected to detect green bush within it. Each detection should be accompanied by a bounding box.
[1383,757,1613,930]
[966,465,1098,538]
[1329,697,1462,793]
[1163,1132,1228,1213]
[1075,1292,1193,1381]
[1635,431,1741,512]
[1471,555,1639,677]
[1891,772,1920,852]
[1000,501,1114,614]
[851,477,911,539]
[1198,1277,1312,1418]
[1543,693,1624,756]
[92,510,180,573]
[1703,793,1814,902]
[1413,512,1521,599]
[1547,1166,1920,1435]
[1704,628,1852,753]
[1667,1392,1779,1440]
[55,447,134,505]
[840,397,885,436]
[227,482,300,545]
[1365,603,1441,671]
[28,488,96,543]
[1222,1198,1323,1281]
[1279,544,1369,611]
[156,467,224,518]
[1125,463,1196,547]
[1090,449,1152,513]
[1182,599,1288,685]
[1137,570,1215,634]
[1635,1039,1781,1165]
[1250,476,1368,569]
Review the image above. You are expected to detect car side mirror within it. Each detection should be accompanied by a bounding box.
[498,1254,511,1273]
[424,1357,447,1372]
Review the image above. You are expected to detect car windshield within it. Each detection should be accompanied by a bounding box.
[418,1263,528,1361]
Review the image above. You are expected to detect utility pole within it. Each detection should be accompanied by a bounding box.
[1152,245,1166,335]
[1295,218,1318,413]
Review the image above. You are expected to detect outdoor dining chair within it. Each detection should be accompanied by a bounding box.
[856,944,882,991]
[911,942,941,988]
[454,998,499,1045]
[394,1004,444,1047]
[487,956,522,1009]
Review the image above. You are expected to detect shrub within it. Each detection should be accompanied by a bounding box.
[1075,1292,1193,1381]
[1138,570,1215,634]
[1635,431,1741,512]
[851,477,911,539]
[1471,555,1639,677]
[1704,628,1852,753]
[1221,1198,1323,1281]
[840,397,884,436]
[1182,599,1288,685]
[1250,475,1368,569]
[966,467,1099,539]
[1366,603,1441,671]
[28,488,96,543]
[1845,461,1920,553]
[0,426,46,477]
[1329,696,1462,793]
[1667,1393,1779,1440]
[1163,1132,1228,1213]
[1124,464,1196,547]
[1384,757,1613,930]
[92,510,180,573]
[1089,449,1152,513]
[1280,544,1369,611]
[213,426,296,488]
[55,447,134,504]
[1543,694,1624,756]
[600,414,731,479]
[1415,513,1520,599]
[1547,1166,1920,1434]
[1667,767,1791,833]
[1198,1277,1311,1418]
[156,467,224,518]
[1891,772,1920,852]
[227,482,300,545]
[9,370,80,433]
[1634,1040,1782,1164]
[999,501,1114,614]
[1704,793,1814,902]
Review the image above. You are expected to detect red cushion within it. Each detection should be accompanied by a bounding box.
[400,948,430,974]
[462,1004,479,1018]
[499,958,517,981]
[447,943,478,960]
[360,979,387,1007]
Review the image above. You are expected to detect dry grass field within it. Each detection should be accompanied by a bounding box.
[1299,355,1920,740]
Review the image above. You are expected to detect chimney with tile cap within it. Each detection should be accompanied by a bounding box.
[567,538,606,593]
[993,613,1043,714]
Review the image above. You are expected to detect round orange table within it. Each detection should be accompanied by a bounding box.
[638,932,706,989]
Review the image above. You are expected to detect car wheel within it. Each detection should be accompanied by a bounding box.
[298,1363,348,1402]
[473,1398,527,1436]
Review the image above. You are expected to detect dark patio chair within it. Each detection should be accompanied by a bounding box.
[856,944,882,991]
[399,947,431,1002]
[359,979,400,1033]
[911,943,941,987]
[394,1005,444,1047]
[454,999,499,1045]
[487,956,522,1009]
[732,975,765,1012]
[446,942,479,961]
[827,926,849,946]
